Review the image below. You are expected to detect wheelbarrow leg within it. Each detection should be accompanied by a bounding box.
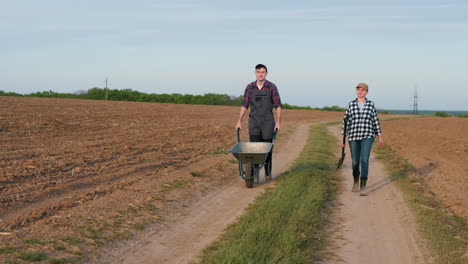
[254,164,261,184]
[265,162,272,182]
[244,162,254,188]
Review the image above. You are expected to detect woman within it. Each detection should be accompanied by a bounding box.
[342,83,384,192]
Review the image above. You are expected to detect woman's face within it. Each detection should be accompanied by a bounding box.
[356,87,368,98]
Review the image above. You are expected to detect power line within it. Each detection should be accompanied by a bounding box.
[105,77,108,101]
[413,85,419,115]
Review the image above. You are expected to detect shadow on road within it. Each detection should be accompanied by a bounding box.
[361,176,393,196]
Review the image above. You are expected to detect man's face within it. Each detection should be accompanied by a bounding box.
[356,87,368,98]
[255,68,267,81]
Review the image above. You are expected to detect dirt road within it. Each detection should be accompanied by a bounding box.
[101,124,311,264]
[324,126,430,264]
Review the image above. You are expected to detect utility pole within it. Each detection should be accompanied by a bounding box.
[413,85,419,115]
[105,77,108,101]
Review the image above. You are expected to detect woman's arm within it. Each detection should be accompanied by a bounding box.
[372,105,384,148]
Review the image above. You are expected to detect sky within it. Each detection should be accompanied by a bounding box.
[1,0,467,110]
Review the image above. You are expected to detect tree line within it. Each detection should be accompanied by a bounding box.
[0,88,346,111]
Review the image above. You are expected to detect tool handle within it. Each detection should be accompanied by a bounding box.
[342,115,350,146]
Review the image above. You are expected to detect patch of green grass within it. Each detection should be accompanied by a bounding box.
[48,257,70,264]
[54,244,66,251]
[375,145,467,264]
[110,229,132,241]
[162,180,188,191]
[197,124,338,263]
[142,203,156,211]
[17,251,48,261]
[0,246,15,254]
[170,180,187,188]
[190,171,206,177]
[209,145,229,155]
[133,223,145,231]
[453,215,466,225]
[60,236,81,245]
[126,204,139,214]
[76,225,102,241]
[24,238,47,245]
[111,218,125,227]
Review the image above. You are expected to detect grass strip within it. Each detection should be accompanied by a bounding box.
[196,124,338,264]
[375,145,467,264]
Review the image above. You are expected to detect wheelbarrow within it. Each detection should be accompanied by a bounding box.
[229,128,278,188]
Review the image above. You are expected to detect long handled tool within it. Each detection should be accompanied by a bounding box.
[336,116,349,170]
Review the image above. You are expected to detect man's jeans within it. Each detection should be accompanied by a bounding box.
[349,137,374,180]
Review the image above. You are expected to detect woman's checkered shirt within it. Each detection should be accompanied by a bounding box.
[342,99,382,141]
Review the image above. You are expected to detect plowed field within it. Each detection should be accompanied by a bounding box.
[381,117,468,220]
[0,96,342,262]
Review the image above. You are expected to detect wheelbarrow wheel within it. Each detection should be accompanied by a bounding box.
[244,162,254,188]
[265,160,272,177]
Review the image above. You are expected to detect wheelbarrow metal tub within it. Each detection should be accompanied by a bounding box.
[229,128,278,188]
[229,142,273,164]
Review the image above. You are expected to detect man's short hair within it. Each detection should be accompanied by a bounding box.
[255,64,268,72]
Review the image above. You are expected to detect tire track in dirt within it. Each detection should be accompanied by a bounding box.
[323,125,431,264]
[102,123,311,264]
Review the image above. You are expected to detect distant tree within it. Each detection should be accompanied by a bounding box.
[1,87,326,110]
[434,111,451,117]
[230,95,243,106]
[73,89,88,95]
[320,105,346,112]
[0,90,23,97]
[85,87,106,99]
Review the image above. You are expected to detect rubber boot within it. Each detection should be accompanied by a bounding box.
[352,177,359,192]
[360,179,367,192]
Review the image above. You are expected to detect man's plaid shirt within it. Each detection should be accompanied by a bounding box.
[342,98,382,141]
[241,80,282,109]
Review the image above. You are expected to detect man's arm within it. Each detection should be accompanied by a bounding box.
[275,107,282,131]
[271,84,282,131]
[236,106,248,130]
[236,86,251,130]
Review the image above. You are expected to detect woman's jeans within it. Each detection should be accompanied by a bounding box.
[349,137,374,180]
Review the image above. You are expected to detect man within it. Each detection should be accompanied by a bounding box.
[235,64,282,167]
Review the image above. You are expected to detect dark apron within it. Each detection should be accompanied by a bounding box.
[248,88,275,139]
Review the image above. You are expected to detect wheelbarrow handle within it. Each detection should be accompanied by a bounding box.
[272,128,278,143]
